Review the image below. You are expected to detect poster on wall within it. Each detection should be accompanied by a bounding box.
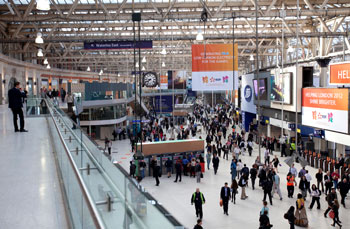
[270,72,292,104]
[191,44,238,91]
[241,74,256,114]
[160,75,168,89]
[329,62,350,84]
[302,88,349,133]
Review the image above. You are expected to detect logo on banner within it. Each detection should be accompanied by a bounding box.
[244,85,252,102]
[223,76,229,83]
[312,110,334,123]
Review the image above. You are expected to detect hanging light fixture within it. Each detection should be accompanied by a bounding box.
[162,62,166,67]
[46,64,51,69]
[118,73,121,77]
[87,66,91,71]
[161,47,167,55]
[36,0,50,11]
[43,58,48,65]
[136,62,139,68]
[37,49,43,57]
[99,70,103,75]
[249,54,254,61]
[142,56,147,63]
[35,32,44,44]
[196,31,204,41]
[287,45,294,53]
[142,66,145,71]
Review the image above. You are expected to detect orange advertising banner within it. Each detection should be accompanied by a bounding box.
[302,88,349,111]
[160,75,168,84]
[330,62,350,84]
[192,44,238,72]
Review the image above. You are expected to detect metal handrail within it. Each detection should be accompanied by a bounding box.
[47,101,106,229]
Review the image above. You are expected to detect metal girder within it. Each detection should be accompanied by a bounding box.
[66,0,80,19]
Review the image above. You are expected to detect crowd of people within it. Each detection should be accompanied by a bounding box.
[124,103,350,229]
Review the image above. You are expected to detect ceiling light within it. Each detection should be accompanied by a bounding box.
[136,62,139,68]
[249,54,254,61]
[142,56,147,63]
[118,73,121,77]
[162,62,166,67]
[46,64,51,69]
[87,66,91,71]
[132,74,135,78]
[43,58,48,65]
[99,70,103,75]
[36,0,50,11]
[287,46,294,53]
[35,32,44,44]
[161,48,167,55]
[196,31,204,41]
[142,66,145,71]
[37,49,43,57]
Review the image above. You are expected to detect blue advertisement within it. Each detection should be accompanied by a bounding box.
[155,95,173,113]
[84,41,153,50]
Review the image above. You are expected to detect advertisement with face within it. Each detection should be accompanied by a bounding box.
[302,88,349,133]
[241,73,256,114]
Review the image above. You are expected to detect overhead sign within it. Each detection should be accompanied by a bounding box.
[84,41,153,50]
[329,62,350,84]
[302,88,349,133]
[191,44,238,91]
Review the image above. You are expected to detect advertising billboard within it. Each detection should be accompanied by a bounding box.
[270,72,292,104]
[253,78,268,100]
[168,70,187,89]
[160,75,168,89]
[191,44,238,91]
[329,62,350,84]
[241,73,256,114]
[302,88,349,133]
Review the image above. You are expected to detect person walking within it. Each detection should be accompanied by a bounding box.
[153,162,161,186]
[174,159,182,182]
[212,153,219,175]
[262,178,273,205]
[264,147,270,165]
[220,182,231,215]
[8,82,27,132]
[287,172,297,198]
[272,171,283,200]
[337,178,350,208]
[259,210,273,229]
[139,160,146,179]
[239,175,248,200]
[231,179,238,204]
[331,199,342,228]
[315,168,324,193]
[324,188,338,218]
[284,206,296,229]
[193,219,203,229]
[165,157,173,178]
[299,176,309,200]
[271,155,280,173]
[191,188,205,220]
[206,152,212,170]
[309,184,321,210]
[260,201,269,216]
[295,193,308,227]
[129,161,136,178]
[230,159,237,181]
[250,164,258,190]
[195,161,202,183]
[236,159,243,179]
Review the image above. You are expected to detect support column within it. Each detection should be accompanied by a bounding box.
[316,58,331,87]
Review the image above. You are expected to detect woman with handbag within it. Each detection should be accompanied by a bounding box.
[294,193,308,227]
[331,199,342,228]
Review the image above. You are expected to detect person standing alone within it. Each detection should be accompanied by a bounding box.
[8,82,27,132]
[191,188,205,219]
[220,182,231,215]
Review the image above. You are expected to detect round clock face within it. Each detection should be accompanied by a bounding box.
[143,72,158,87]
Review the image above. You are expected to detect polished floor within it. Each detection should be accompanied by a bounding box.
[109,124,350,229]
[0,105,68,229]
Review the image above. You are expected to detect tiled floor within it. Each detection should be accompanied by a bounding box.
[0,105,68,229]
[108,124,350,229]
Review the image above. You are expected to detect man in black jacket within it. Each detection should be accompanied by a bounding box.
[212,153,219,175]
[220,182,231,215]
[8,82,27,132]
[191,188,205,219]
[324,188,338,217]
[174,159,182,182]
[263,178,273,205]
[337,178,350,208]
